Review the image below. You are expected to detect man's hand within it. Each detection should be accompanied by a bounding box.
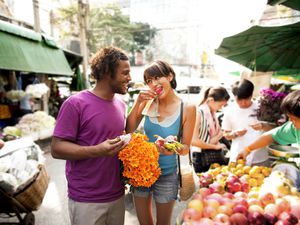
[97,137,126,157]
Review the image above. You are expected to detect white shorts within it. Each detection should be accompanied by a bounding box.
[68,196,125,225]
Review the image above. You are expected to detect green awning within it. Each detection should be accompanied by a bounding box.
[0,20,73,76]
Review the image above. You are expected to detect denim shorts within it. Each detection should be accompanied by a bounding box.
[132,172,178,203]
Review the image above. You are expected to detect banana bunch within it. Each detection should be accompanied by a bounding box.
[154,135,184,154]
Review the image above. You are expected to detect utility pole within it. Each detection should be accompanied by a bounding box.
[32,0,41,32]
[78,0,89,88]
[49,9,54,37]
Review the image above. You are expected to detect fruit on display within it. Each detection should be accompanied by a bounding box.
[180,159,300,225]
[199,173,214,187]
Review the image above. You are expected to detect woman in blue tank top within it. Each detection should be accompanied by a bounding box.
[126,60,196,225]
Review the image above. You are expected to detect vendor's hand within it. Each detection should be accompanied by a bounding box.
[0,139,4,149]
[237,149,250,161]
[210,130,223,144]
[249,122,263,131]
[98,137,126,157]
[235,129,247,137]
[214,143,226,150]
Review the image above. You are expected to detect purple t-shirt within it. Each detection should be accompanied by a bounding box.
[53,90,126,203]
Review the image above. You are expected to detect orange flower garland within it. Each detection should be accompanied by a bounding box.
[119,133,161,187]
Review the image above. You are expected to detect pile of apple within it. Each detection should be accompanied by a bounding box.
[199,160,272,194]
[181,187,300,225]
[180,161,300,225]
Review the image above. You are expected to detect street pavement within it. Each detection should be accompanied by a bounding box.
[30,148,195,225]
[0,144,196,225]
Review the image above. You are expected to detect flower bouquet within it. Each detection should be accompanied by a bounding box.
[255,88,287,125]
[119,133,161,187]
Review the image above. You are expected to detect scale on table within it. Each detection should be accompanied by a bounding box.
[268,144,300,188]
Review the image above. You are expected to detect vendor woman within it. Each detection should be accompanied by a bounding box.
[238,90,300,160]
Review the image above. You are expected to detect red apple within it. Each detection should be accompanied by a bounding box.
[192,193,203,201]
[209,182,225,194]
[205,198,220,209]
[223,192,234,199]
[218,204,233,216]
[264,203,280,217]
[234,191,248,199]
[264,213,278,225]
[198,218,215,225]
[248,191,259,199]
[228,182,242,193]
[247,198,263,208]
[216,173,227,182]
[218,197,232,205]
[198,187,211,198]
[182,208,202,222]
[248,205,264,214]
[188,199,204,212]
[290,205,300,220]
[207,193,223,203]
[226,175,240,184]
[289,199,300,219]
[199,173,214,187]
[202,206,217,219]
[260,193,275,207]
[241,182,250,193]
[279,211,298,225]
[229,213,248,225]
[248,211,266,225]
[233,197,249,208]
[233,204,248,215]
[214,213,230,224]
[275,198,291,214]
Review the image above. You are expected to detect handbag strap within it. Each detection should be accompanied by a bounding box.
[177,101,183,187]
[177,101,192,164]
[177,100,192,188]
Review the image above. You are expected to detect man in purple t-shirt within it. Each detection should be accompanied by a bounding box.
[51,46,131,225]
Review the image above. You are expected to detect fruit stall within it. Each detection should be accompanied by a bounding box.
[178,157,300,225]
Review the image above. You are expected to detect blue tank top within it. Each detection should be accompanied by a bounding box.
[144,108,181,175]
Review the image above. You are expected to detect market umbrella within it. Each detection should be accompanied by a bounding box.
[215,21,300,72]
[268,0,300,11]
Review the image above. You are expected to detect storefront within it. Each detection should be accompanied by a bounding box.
[0,20,79,141]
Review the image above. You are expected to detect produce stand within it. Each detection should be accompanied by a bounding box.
[0,138,50,225]
[177,146,300,225]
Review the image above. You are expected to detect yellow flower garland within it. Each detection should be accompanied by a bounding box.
[119,133,161,187]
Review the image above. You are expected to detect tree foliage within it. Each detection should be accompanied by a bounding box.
[54,3,155,59]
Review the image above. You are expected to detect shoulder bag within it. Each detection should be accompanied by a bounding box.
[177,101,195,201]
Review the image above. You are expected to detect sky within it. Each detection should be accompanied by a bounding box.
[9,0,268,78]
[11,0,267,41]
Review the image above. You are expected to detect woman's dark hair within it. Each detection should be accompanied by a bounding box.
[143,60,177,89]
[199,86,230,105]
[232,79,254,100]
[90,46,129,81]
[280,90,300,117]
